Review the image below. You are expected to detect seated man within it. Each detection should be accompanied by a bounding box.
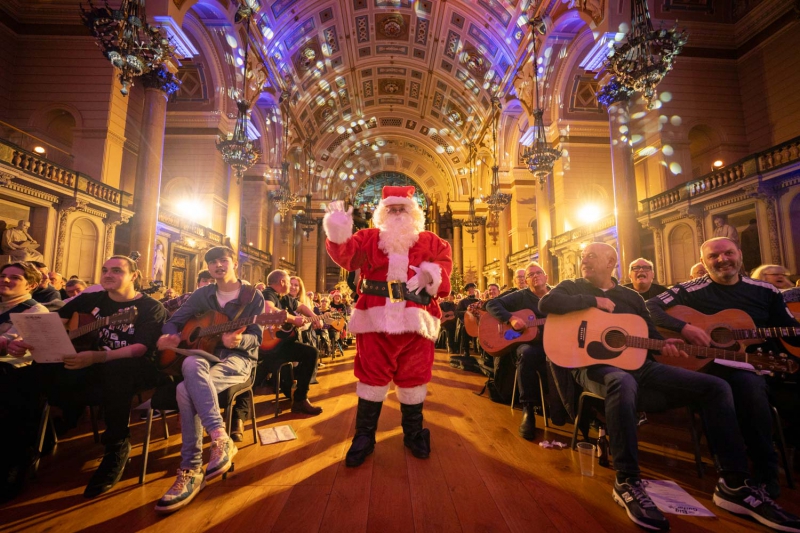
[452,282,481,370]
[647,237,800,497]
[28,261,63,310]
[539,242,799,533]
[155,246,264,513]
[486,283,500,300]
[623,258,668,300]
[8,256,167,498]
[689,261,707,279]
[64,278,86,298]
[485,262,564,439]
[315,295,341,352]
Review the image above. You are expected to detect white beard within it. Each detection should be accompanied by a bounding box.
[377,212,420,256]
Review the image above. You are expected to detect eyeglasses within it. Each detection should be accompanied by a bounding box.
[386,206,406,214]
[631,266,653,272]
[525,271,545,278]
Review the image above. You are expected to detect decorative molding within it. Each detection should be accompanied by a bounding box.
[153,16,199,58]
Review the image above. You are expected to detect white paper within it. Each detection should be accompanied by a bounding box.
[9,313,76,363]
[170,348,221,363]
[644,479,715,517]
[258,424,297,445]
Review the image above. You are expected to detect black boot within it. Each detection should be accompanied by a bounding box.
[84,439,131,498]
[519,403,536,441]
[400,403,430,459]
[345,398,383,468]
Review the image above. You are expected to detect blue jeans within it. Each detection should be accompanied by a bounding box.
[705,364,778,475]
[177,355,251,470]
[573,359,749,477]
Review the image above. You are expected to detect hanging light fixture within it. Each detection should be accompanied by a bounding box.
[81,0,175,96]
[522,22,562,187]
[295,149,317,240]
[601,0,688,109]
[462,142,482,241]
[216,11,262,183]
[269,117,299,220]
[484,97,512,215]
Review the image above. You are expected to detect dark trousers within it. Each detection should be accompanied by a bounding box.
[573,359,749,477]
[443,323,457,354]
[235,340,319,420]
[36,357,159,445]
[0,365,40,455]
[705,364,778,474]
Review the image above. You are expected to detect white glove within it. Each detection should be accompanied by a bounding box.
[406,265,434,295]
[326,200,352,216]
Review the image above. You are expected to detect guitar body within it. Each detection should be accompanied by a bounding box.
[464,310,482,337]
[479,309,540,357]
[158,311,228,375]
[66,313,100,352]
[659,305,760,349]
[440,311,456,324]
[780,303,800,357]
[543,308,647,371]
[260,325,297,352]
[324,312,346,332]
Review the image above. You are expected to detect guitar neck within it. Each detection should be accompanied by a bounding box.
[198,314,258,338]
[733,327,800,341]
[69,315,114,339]
[527,318,547,328]
[626,335,750,362]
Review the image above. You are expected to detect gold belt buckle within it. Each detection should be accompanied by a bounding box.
[386,280,404,303]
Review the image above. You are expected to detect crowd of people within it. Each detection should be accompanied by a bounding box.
[0,198,799,531]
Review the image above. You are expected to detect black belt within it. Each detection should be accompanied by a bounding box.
[360,279,431,305]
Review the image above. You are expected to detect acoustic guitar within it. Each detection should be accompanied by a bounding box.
[440,311,456,324]
[65,307,138,352]
[321,311,347,332]
[479,309,546,357]
[543,308,798,376]
[158,309,287,375]
[780,302,800,358]
[464,301,486,337]
[161,293,192,315]
[657,305,800,349]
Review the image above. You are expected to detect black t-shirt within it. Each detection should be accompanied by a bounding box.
[262,287,284,310]
[57,291,167,356]
[280,294,299,313]
[623,282,669,301]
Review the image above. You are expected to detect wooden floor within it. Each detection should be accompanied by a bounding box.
[1,348,797,533]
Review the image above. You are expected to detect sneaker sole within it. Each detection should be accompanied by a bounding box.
[713,493,800,533]
[205,444,238,481]
[612,489,670,531]
[154,479,207,514]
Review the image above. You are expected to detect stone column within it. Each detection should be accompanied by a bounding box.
[498,208,509,288]
[104,213,129,261]
[225,171,243,253]
[129,72,175,284]
[643,220,666,285]
[54,198,87,273]
[476,218,486,290]
[452,220,463,276]
[316,219,327,292]
[294,217,303,276]
[534,180,552,275]
[606,97,641,273]
[747,186,784,264]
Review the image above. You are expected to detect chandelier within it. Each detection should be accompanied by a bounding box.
[81,0,175,96]
[216,10,263,183]
[295,152,317,240]
[484,97,512,214]
[462,142,481,241]
[603,0,688,109]
[486,212,500,244]
[522,22,562,186]
[270,160,300,220]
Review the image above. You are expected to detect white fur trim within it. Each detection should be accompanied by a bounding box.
[379,196,417,209]
[348,305,441,341]
[357,382,389,402]
[396,384,428,405]
[322,210,353,244]
[417,261,442,296]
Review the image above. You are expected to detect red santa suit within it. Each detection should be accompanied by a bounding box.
[323,187,452,406]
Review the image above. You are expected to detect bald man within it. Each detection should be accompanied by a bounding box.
[648,237,800,500]
[540,242,798,533]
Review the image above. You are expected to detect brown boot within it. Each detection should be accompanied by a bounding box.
[231,419,244,443]
[291,399,323,416]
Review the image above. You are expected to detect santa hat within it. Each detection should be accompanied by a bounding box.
[379,185,419,210]
[329,290,341,297]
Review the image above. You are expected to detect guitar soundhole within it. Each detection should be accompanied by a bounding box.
[188,327,201,344]
[603,329,627,349]
[709,327,734,346]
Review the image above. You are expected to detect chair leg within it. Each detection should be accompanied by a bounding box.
[510,366,518,414]
[140,408,154,484]
[161,411,169,440]
[274,367,282,418]
[89,405,100,444]
[687,407,705,479]
[537,371,549,429]
[249,389,258,444]
[571,394,587,450]
[772,406,795,489]
[33,402,51,475]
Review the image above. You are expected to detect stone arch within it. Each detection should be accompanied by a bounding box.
[66,216,100,282]
[668,223,696,283]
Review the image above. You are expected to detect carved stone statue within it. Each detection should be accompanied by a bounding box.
[1,219,44,262]
[713,216,739,244]
[152,241,166,282]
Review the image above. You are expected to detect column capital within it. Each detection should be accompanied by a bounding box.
[598,77,634,109]
[141,67,181,97]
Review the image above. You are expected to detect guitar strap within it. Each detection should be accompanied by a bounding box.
[0,298,38,325]
[232,284,258,322]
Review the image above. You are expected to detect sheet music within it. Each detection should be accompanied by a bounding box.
[258,425,297,445]
[9,313,76,363]
[644,480,715,517]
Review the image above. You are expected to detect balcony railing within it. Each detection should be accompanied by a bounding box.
[157,209,224,244]
[279,259,296,272]
[0,137,132,209]
[508,247,539,265]
[552,214,616,246]
[240,243,271,263]
[641,135,800,214]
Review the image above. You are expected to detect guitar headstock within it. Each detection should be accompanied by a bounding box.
[109,306,138,327]
[257,310,288,328]
[751,350,798,376]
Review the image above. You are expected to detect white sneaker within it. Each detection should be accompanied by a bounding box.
[155,468,205,513]
[206,437,237,480]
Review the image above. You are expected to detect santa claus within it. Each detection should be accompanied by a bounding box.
[323,185,452,467]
